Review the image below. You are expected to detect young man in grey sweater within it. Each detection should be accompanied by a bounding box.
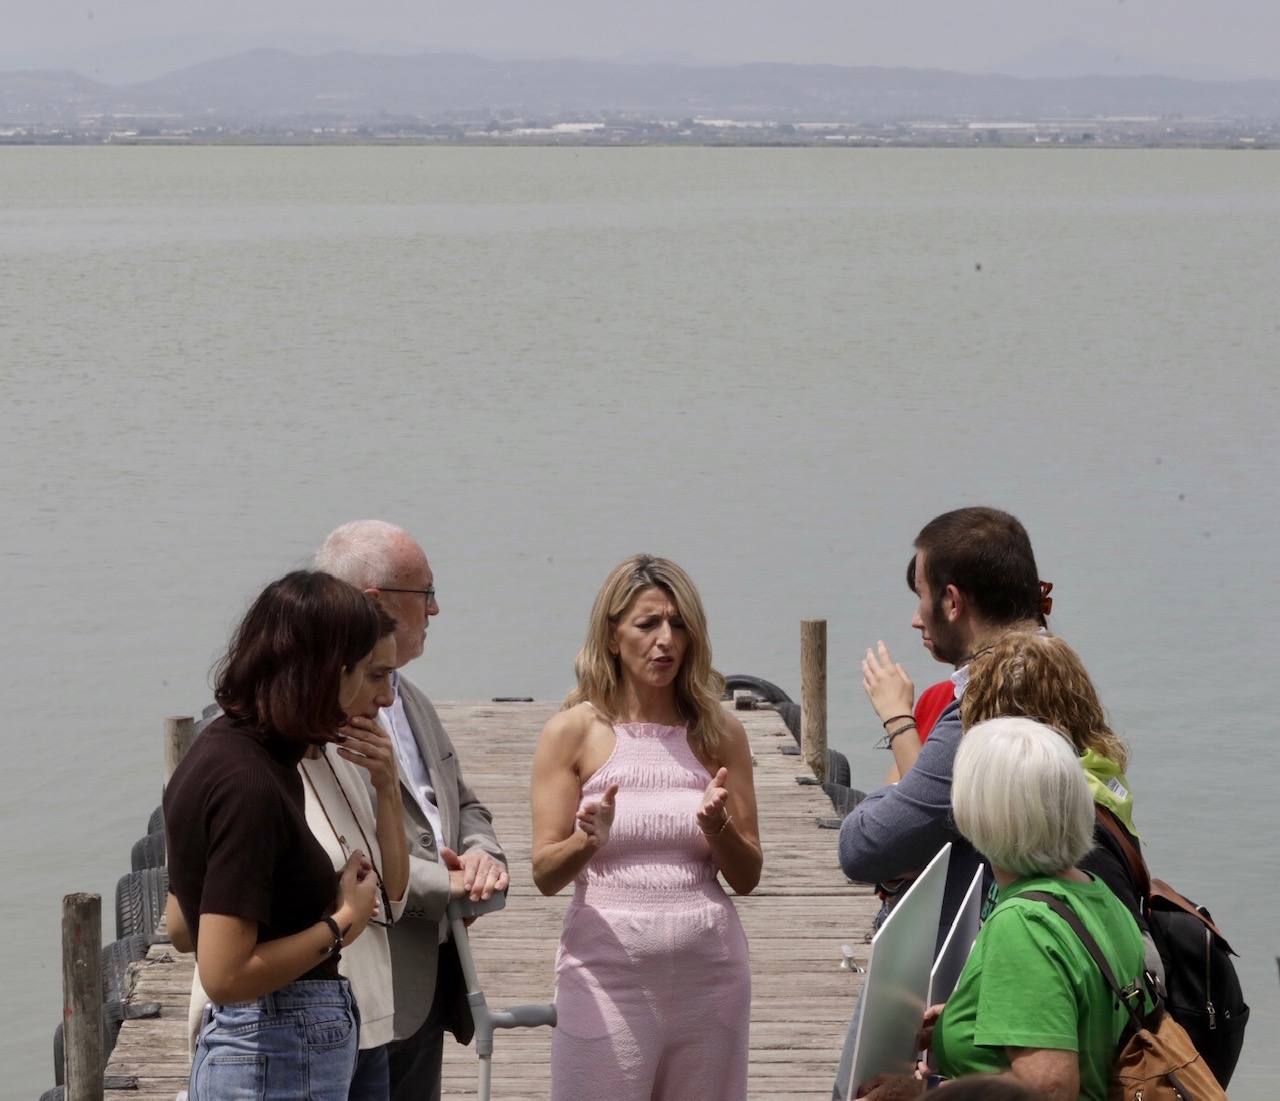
[838,506,1047,950]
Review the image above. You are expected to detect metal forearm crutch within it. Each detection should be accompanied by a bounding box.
[447,893,557,1101]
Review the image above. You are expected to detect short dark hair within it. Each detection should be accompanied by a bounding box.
[914,507,1042,626]
[214,570,395,746]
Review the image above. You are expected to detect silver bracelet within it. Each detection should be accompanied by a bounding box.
[701,812,733,837]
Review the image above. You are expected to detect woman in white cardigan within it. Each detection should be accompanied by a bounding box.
[188,630,409,1101]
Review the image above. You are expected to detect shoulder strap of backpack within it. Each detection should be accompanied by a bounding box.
[1093,805,1152,900]
[1018,890,1147,1031]
[1091,808,1238,955]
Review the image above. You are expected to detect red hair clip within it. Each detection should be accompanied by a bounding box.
[1040,580,1054,617]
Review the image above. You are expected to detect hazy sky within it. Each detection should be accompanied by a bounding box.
[3,0,1278,81]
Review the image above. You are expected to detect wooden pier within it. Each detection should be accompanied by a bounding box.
[102,700,878,1100]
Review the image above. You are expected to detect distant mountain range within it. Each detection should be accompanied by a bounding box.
[991,37,1250,83]
[5,49,1280,128]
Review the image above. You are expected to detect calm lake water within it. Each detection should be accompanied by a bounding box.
[1,146,1277,1098]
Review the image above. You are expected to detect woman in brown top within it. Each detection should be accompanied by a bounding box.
[164,570,392,1101]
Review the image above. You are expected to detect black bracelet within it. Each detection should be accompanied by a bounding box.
[320,915,348,957]
[881,713,914,728]
[875,721,917,750]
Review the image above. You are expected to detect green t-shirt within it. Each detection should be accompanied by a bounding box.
[933,873,1146,1101]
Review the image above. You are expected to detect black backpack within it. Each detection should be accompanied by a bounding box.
[1094,806,1249,1088]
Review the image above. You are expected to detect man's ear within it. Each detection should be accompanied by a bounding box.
[363,586,380,599]
[943,584,965,622]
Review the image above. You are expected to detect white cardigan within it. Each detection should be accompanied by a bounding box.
[186,742,408,1053]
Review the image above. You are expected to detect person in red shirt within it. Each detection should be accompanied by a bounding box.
[913,679,956,740]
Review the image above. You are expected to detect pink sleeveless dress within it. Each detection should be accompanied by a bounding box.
[550,722,751,1101]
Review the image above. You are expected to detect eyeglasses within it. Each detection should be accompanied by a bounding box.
[379,586,435,604]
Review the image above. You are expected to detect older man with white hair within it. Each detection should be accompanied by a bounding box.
[315,520,508,1101]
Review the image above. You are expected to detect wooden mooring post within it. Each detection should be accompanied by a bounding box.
[62,892,104,1101]
[801,618,828,783]
[164,715,196,783]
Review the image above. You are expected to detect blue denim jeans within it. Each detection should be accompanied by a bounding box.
[190,978,358,1101]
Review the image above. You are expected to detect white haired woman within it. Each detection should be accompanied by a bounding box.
[864,718,1148,1101]
[530,554,762,1101]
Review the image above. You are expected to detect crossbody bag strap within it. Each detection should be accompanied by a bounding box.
[1093,805,1152,900]
[1018,891,1147,1031]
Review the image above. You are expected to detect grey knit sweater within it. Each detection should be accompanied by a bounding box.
[837,700,991,951]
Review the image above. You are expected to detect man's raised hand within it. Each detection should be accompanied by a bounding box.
[862,640,915,724]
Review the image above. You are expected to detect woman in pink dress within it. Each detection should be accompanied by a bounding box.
[531,554,762,1101]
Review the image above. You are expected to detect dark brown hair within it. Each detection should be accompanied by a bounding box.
[935,1076,1048,1100]
[214,570,395,746]
[913,507,1042,626]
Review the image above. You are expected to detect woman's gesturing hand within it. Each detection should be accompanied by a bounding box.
[336,716,399,793]
[697,767,731,835]
[335,850,379,940]
[576,783,619,850]
[863,641,915,724]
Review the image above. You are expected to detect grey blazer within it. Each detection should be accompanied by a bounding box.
[385,677,506,1040]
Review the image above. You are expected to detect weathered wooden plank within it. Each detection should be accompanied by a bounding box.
[102,701,871,1100]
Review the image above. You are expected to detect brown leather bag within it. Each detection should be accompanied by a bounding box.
[1110,1017,1228,1101]
[1019,892,1227,1101]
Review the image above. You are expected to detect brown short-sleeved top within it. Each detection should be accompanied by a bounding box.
[163,714,341,982]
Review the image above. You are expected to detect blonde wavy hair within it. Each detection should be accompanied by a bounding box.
[564,554,726,756]
[961,631,1129,770]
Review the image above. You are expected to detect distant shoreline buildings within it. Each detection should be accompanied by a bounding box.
[3,49,1278,148]
[2,115,1272,148]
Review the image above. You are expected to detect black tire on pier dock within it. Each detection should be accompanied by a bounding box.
[52,999,124,1087]
[822,782,866,818]
[129,830,166,871]
[722,674,793,705]
[146,803,163,836]
[102,932,150,1001]
[39,1087,63,1101]
[826,748,852,788]
[721,675,848,785]
[775,700,801,742]
[722,675,802,744]
[114,867,168,941]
